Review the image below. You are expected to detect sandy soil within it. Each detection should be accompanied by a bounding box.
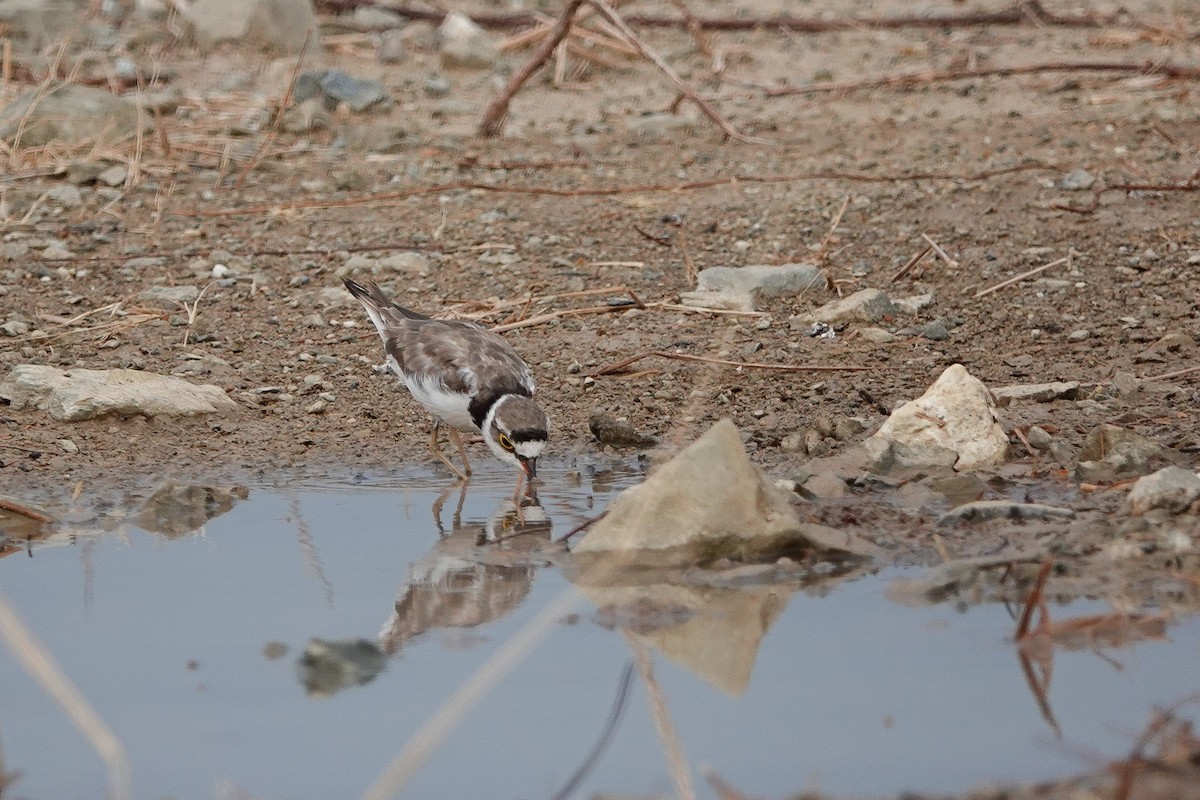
[1,1,1200,794]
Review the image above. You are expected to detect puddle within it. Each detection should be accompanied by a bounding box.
[1,462,1198,798]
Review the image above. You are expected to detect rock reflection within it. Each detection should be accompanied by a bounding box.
[378,496,559,655]
[134,481,249,538]
[568,557,870,696]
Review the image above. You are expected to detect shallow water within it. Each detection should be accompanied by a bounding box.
[1,462,1197,799]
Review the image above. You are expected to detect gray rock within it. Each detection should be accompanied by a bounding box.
[423,73,451,97]
[858,326,896,344]
[378,30,407,64]
[576,419,877,562]
[811,288,897,324]
[47,184,83,207]
[1067,329,1090,341]
[1,320,30,337]
[0,0,87,52]
[0,83,147,147]
[917,321,949,341]
[798,472,847,499]
[282,97,327,133]
[1125,467,1200,515]
[139,285,200,305]
[938,500,1076,526]
[992,381,1082,406]
[678,289,755,312]
[864,437,960,474]
[696,263,825,298]
[892,293,934,314]
[1059,168,1095,191]
[1074,424,1182,482]
[438,11,498,69]
[377,251,429,273]
[296,69,391,113]
[186,0,317,54]
[589,413,659,448]
[0,364,239,421]
[865,364,1008,471]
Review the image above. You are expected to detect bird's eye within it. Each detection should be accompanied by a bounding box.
[498,433,514,451]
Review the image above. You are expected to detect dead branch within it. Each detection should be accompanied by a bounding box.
[480,0,586,137]
[1055,180,1200,214]
[764,59,1200,98]
[0,496,55,522]
[193,163,1054,218]
[974,254,1070,298]
[590,350,870,377]
[315,1,1133,35]
[586,0,762,144]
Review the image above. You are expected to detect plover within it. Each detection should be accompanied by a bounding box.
[343,279,548,494]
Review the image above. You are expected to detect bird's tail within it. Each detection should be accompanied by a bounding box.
[343,278,430,337]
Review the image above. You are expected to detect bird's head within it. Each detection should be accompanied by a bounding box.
[484,395,549,479]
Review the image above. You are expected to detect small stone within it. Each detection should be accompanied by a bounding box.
[423,74,452,97]
[57,439,78,454]
[377,251,430,272]
[97,165,128,186]
[48,185,83,207]
[799,472,848,499]
[858,327,896,344]
[438,11,498,69]
[1,320,30,337]
[378,30,407,64]
[1067,329,1090,341]
[211,264,230,279]
[1059,168,1094,191]
[306,400,327,414]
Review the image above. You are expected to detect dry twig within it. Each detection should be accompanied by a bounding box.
[974,254,1071,298]
[590,350,869,377]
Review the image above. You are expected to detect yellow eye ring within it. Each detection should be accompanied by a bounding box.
[498,433,514,451]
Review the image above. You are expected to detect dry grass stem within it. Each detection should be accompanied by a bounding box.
[891,243,933,282]
[359,586,581,800]
[591,350,870,377]
[628,636,697,800]
[0,592,131,800]
[0,496,55,521]
[920,232,959,267]
[974,254,1071,298]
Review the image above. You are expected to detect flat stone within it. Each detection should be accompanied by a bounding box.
[938,500,1076,526]
[1125,466,1200,515]
[678,289,755,312]
[992,381,1081,406]
[696,263,825,298]
[186,0,317,54]
[811,288,897,324]
[0,364,239,421]
[589,413,658,448]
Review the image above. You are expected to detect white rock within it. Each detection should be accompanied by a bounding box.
[576,419,877,561]
[186,0,318,54]
[1125,466,1200,515]
[0,365,239,421]
[438,11,498,69]
[811,288,897,324]
[866,364,1008,471]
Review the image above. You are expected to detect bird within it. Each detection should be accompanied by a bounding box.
[343,278,548,496]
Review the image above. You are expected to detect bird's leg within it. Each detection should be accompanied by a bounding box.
[430,421,469,481]
[431,477,469,535]
[444,426,473,477]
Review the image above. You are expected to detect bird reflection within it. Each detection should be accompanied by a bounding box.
[379,490,555,655]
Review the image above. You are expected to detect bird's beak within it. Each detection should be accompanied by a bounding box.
[520,456,537,480]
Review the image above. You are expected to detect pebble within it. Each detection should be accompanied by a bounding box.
[1,320,30,336]
[1059,168,1094,191]
[57,439,78,454]
[306,400,327,414]
[48,185,83,207]
[1067,329,1090,341]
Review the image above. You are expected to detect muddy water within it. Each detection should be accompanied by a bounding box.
[1,463,1197,799]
